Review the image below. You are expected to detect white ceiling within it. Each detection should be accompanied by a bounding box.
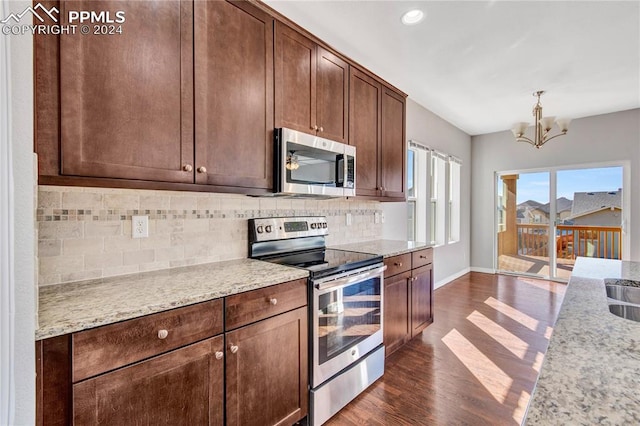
[264,0,640,136]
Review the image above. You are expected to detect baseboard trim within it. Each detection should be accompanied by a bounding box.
[434,267,471,290]
[470,266,496,274]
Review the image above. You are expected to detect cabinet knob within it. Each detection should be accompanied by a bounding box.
[215,351,224,360]
[394,262,402,267]
[319,126,324,132]
[182,164,193,172]
[157,329,169,339]
[269,298,278,306]
[312,125,318,131]
[230,344,239,354]
[197,166,207,173]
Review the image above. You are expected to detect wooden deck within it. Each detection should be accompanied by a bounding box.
[325,272,566,425]
[498,254,574,280]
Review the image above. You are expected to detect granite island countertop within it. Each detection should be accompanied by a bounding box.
[525,257,640,424]
[37,258,309,340]
[330,239,433,258]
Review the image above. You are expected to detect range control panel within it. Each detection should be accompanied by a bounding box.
[250,216,328,242]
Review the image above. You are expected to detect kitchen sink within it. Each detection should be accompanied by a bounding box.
[605,285,640,305]
[608,304,640,322]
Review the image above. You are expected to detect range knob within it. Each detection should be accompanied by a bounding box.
[256,225,264,234]
[322,223,328,229]
[310,223,317,229]
[265,225,273,233]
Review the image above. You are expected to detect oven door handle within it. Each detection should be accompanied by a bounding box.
[314,265,387,291]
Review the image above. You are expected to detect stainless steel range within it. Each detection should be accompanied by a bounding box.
[249,216,386,425]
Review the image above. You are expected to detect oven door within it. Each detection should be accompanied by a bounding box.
[311,264,386,387]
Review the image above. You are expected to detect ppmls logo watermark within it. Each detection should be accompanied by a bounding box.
[2,3,126,36]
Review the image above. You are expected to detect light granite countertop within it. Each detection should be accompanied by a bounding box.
[330,239,433,258]
[37,259,309,340]
[525,257,640,425]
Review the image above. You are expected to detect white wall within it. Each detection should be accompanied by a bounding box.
[471,109,640,271]
[7,8,36,425]
[383,98,472,287]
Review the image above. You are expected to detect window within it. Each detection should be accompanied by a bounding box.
[407,141,429,242]
[407,149,416,240]
[430,151,447,245]
[407,142,460,246]
[448,156,461,243]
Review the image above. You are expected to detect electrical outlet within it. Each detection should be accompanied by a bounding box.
[132,215,149,238]
[346,213,352,226]
[381,212,385,223]
[374,212,381,224]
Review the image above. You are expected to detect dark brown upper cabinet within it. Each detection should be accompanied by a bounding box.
[194,0,274,189]
[349,67,407,200]
[275,22,349,143]
[51,0,194,183]
[36,0,274,193]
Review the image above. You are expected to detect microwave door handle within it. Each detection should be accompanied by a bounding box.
[314,265,387,292]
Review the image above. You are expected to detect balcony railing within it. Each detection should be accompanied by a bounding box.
[515,224,622,260]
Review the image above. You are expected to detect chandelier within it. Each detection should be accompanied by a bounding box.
[511,91,571,149]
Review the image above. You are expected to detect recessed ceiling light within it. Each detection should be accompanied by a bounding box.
[401,9,424,26]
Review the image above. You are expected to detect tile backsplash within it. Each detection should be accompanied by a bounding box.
[37,186,383,286]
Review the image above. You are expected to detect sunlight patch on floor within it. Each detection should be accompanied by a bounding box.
[442,328,514,403]
[519,277,567,294]
[485,297,539,331]
[544,326,553,339]
[533,352,545,373]
[466,310,530,359]
[512,390,531,424]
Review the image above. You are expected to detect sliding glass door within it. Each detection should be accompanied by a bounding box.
[496,171,552,277]
[496,165,624,280]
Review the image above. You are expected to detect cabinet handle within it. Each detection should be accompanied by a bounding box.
[269,298,278,306]
[157,329,169,339]
[230,344,239,354]
[197,166,207,173]
[215,351,224,360]
[319,126,324,132]
[420,255,428,259]
[312,125,318,131]
[182,164,193,172]
[394,262,402,267]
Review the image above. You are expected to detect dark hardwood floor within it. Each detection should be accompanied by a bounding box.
[325,272,566,426]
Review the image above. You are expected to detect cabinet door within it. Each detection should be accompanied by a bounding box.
[384,271,411,357]
[349,68,382,197]
[194,0,274,189]
[73,336,224,426]
[226,307,308,426]
[58,0,194,183]
[381,86,407,200]
[275,22,316,135]
[411,264,433,338]
[316,47,349,143]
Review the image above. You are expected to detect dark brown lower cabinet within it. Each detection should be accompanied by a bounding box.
[383,248,433,357]
[411,264,433,338]
[226,307,308,426]
[383,270,411,356]
[37,279,308,426]
[73,336,224,425]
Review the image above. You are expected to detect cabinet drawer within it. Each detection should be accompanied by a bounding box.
[412,248,433,269]
[384,253,411,277]
[225,278,307,330]
[73,299,223,382]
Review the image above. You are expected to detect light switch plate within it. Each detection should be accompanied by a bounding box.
[346,213,352,226]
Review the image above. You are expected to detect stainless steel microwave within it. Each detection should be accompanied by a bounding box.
[274,128,355,197]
